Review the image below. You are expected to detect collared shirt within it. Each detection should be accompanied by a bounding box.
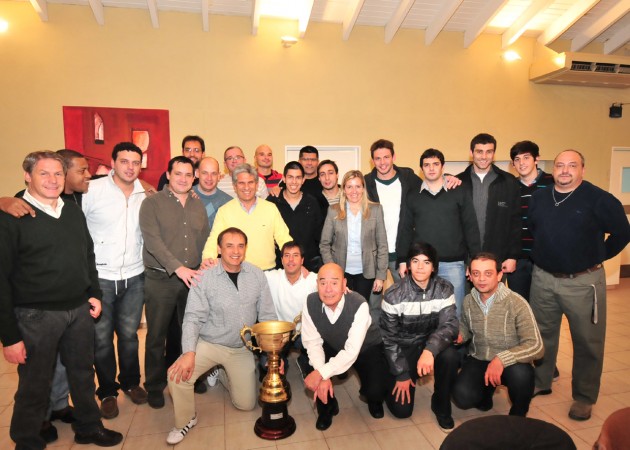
[472,290,497,316]
[239,198,258,214]
[345,205,362,274]
[420,180,447,196]
[301,295,372,380]
[139,186,210,275]
[181,261,277,352]
[23,190,64,218]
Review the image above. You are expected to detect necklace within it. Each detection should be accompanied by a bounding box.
[552,188,575,207]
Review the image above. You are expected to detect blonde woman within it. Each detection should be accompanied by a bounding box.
[319,170,388,304]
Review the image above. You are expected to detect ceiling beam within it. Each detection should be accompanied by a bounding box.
[537,0,599,46]
[87,0,104,25]
[342,0,365,41]
[425,0,463,46]
[384,0,415,44]
[201,0,209,32]
[571,0,630,51]
[252,0,261,36]
[603,22,630,54]
[501,0,554,49]
[29,0,48,22]
[299,0,315,38]
[464,0,509,48]
[147,0,159,28]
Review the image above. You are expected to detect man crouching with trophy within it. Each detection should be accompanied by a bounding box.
[166,227,277,445]
[302,263,388,430]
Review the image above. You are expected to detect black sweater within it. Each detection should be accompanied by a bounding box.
[0,202,102,346]
[397,185,481,264]
[529,180,630,274]
[266,191,324,271]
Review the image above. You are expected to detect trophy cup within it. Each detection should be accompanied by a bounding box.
[240,320,299,440]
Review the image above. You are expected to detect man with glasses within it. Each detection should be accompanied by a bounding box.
[217,146,268,199]
[528,150,630,421]
[157,135,205,191]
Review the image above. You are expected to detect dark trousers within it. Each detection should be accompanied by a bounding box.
[452,356,535,416]
[144,269,188,393]
[385,345,459,419]
[94,273,145,399]
[507,258,534,301]
[344,272,374,304]
[316,342,387,417]
[11,303,103,450]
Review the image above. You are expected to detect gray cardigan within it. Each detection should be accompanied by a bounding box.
[319,202,389,280]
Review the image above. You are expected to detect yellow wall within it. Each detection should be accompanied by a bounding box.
[1,1,629,194]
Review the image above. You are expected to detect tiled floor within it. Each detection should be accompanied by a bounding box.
[2,279,630,449]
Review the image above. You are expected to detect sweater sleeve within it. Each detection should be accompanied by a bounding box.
[0,216,21,346]
[596,193,630,261]
[202,206,227,260]
[82,215,103,300]
[495,296,544,367]
[272,206,293,251]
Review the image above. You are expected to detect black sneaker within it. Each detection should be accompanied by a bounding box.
[147,390,165,409]
[435,414,455,433]
[194,379,207,394]
[40,421,58,443]
[74,424,123,447]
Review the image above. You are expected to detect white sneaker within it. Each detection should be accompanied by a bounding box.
[166,415,197,445]
[207,368,219,387]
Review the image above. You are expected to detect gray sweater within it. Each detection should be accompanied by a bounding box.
[181,261,277,352]
[460,283,543,367]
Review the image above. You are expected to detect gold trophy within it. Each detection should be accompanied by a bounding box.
[240,319,299,440]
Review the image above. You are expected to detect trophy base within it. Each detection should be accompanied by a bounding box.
[254,401,296,440]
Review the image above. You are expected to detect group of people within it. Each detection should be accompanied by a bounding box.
[0,133,628,449]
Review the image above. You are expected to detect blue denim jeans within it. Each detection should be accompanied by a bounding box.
[11,303,102,449]
[47,354,70,418]
[94,273,145,399]
[437,261,466,317]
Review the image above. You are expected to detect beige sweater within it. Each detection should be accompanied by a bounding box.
[460,283,544,367]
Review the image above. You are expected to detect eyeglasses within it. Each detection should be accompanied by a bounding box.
[225,155,245,162]
[184,148,203,154]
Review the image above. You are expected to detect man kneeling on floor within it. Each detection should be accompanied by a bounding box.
[380,242,459,432]
[302,263,387,430]
[166,227,277,445]
[452,252,544,416]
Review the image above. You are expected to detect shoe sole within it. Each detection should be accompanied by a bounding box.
[74,436,123,446]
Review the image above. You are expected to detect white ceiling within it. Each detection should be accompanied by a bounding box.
[26,0,630,54]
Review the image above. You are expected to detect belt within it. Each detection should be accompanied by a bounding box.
[549,264,602,279]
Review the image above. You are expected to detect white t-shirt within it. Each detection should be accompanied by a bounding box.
[375,177,402,252]
[264,269,317,323]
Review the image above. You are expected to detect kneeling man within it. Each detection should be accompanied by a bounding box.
[452,253,543,416]
[381,242,459,432]
[166,227,277,444]
[302,263,387,430]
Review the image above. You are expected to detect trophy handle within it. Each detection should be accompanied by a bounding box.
[240,325,261,352]
[292,313,302,341]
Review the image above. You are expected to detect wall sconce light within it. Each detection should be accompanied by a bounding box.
[281,36,298,48]
[609,103,626,118]
[0,19,9,33]
[503,50,522,62]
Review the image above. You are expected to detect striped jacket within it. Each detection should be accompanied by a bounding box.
[460,282,544,367]
[380,275,458,380]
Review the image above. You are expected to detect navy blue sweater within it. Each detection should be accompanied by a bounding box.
[529,181,630,274]
[0,202,102,346]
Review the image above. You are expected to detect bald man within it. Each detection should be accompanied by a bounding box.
[193,157,232,229]
[301,263,388,430]
[528,150,630,421]
[254,144,282,191]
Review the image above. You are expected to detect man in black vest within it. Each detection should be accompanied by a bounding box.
[302,263,387,430]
